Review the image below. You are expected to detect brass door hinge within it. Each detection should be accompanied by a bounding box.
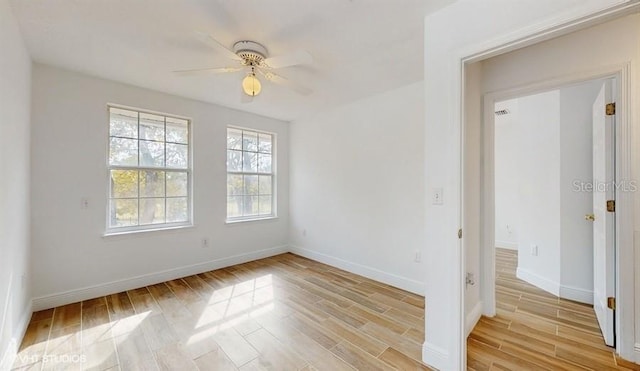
[458,229,462,239]
[606,103,616,115]
[607,297,616,310]
[607,200,615,212]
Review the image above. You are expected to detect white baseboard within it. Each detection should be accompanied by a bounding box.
[466,301,483,337]
[516,267,559,297]
[289,245,425,295]
[495,241,518,250]
[422,341,448,370]
[559,284,593,305]
[516,267,593,305]
[32,245,288,311]
[0,300,32,371]
[634,343,640,364]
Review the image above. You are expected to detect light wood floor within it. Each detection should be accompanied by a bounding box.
[12,251,640,371]
[467,248,639,371]
[12,253,431,371]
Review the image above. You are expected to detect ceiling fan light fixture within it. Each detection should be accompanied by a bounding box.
[242,69,261,97]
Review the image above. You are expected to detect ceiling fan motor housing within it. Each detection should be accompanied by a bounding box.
[233,41,268,66]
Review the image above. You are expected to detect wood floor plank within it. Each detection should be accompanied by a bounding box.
[370,293,424,318]
[127,289,162,315]
[287,314,340,350]
[244,328,308,370]
[51,302,82,331]
[403,327,425,344]
[140,313,179,351]
[339,290,389,313]
[378,347,434,370]
[13,250,639,371]
[256,314,354,371]
[467,248,635,371]
[322,317,388,357]
[348,305,409,335]
[166,278,202,305]
[82,338,119,371]
[106,292,135,320]
[329,341,394,371]
[315,300,367,328]
[154,343,198,371]
[213,327,259,367]
[82,299,112,345]
[114,328,156,369]
[360,321,423,360]
[193,348,238,371]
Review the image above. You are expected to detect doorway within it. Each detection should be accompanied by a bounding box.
[491,77,616,346]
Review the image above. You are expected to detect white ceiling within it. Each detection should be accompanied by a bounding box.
[10,0,454,121]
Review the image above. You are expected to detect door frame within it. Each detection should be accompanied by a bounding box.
[477,64,632,353]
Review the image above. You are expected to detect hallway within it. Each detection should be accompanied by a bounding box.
[467,248,638,370]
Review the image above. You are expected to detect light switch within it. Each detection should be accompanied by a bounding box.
[432,188,443,205]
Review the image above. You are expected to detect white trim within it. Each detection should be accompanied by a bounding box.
[480,64,634,359]
[634,343,640,363]
[103,224,194,238]
[225,216,278,225]
[0,300,32,371]
[516,267,560,296]
[422,342,449,370]
[614,64,635,362]
[466,301,483,337]
[495,241,517,250]
[516,268,594,305]
[32,245,288,311]
[559,284,594,305]
[454,2,640,369]
[289,245,425,295]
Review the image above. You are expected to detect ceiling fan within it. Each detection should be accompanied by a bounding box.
[174,32,313,101]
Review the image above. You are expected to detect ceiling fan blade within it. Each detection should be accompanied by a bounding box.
[262,50,313,69]
[195,31,242,61]
[257,69,313,96]
[173,66,243,75]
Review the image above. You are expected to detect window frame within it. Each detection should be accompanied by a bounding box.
[226,126,277,223]
[105,104,193,235]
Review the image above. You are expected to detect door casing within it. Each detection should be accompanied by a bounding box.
[472,66,630,355]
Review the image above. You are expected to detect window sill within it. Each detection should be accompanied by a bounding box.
[103,224,194,238]
[225,216,278,225]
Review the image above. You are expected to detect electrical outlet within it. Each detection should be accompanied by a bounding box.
[414,250,421,263]
[202,238,210,248]
[531,244,538,256]
[81,197,89,210]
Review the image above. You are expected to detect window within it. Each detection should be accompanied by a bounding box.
[107,106,191,232]
[226,127,275,221]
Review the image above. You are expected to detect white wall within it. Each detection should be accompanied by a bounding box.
[30,64,289,309]
[494,82,601,304]
[424,1,639,368]
[494,100,519,249]
[559,80,603,302]
[463,62,483,334]
[0,0,32,368]
[477,12,640,363]
[289,81,426,294]
[515,90,562,294]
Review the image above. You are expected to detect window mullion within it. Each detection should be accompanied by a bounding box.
[108,106,190,231]
[226,127,274,220]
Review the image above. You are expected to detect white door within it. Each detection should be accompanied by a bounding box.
[591,79,615,347]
